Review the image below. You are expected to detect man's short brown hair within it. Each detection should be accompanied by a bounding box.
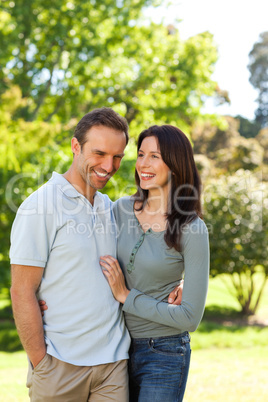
[74,107,129,148]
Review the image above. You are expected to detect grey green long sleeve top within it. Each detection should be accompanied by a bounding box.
[113,196,210,338]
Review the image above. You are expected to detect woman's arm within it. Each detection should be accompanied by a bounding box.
[100,255,130,304]
[101,220,209,332]
[100,256,184,305]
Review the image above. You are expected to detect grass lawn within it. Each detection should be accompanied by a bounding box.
[0,275,267,401]
[184,347,268,402]
[1,347,267,402]
[0,351,28,402]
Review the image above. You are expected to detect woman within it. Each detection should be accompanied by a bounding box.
[100,125,209,402]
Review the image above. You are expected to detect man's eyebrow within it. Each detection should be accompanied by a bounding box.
[92,149,125,157]
[92,148,106,154]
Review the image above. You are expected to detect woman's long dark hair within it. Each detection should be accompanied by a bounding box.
[133,125,202,252]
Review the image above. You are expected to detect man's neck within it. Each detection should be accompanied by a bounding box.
[63,169,96,205]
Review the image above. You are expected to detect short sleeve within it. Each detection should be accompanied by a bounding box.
[9,187,57,268]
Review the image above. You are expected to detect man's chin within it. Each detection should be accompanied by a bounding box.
[96,182,109,190]
[90,178,110,190]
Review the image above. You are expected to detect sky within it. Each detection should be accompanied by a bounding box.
[144,0,268,120]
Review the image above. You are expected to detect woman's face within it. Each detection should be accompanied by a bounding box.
[136,136,171,192]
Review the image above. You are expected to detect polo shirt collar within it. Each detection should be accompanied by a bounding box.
[51,172,106,211]
[52,172,81,198]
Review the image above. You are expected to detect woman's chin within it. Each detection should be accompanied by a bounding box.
[140,183,158,191]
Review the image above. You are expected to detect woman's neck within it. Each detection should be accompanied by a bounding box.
[146,188,168,214]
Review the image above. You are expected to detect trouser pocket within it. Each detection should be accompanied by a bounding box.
[26,353,53,401]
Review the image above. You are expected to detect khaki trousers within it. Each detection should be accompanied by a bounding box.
[26,354,128,402]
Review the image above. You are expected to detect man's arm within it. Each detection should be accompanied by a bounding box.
[10,264,46,368]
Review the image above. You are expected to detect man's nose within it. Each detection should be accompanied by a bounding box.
[101,157,114,172]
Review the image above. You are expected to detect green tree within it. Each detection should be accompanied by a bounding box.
[0,0,222,292]
[191,116,264,173]
[0,86,72,289]
[0,0,156,121]
[256,127,268,163]
[204,171,268,315]
[248,31,268,128]
[0,0,218,131]
[235,115,261,138]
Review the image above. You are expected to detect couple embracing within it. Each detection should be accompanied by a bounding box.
[10,107,209,402]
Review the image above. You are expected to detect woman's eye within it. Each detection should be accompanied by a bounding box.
[138,153,143,157]
[152,155,159,159]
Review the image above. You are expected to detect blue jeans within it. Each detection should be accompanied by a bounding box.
[128,332,191,402]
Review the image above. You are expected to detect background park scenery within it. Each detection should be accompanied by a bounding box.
[0,0,268,401]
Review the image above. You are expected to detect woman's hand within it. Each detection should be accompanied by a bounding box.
[100,256,130,304]
[38,300,48,316]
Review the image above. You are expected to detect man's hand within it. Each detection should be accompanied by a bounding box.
[10,264,47,368]
[168,280,184,305]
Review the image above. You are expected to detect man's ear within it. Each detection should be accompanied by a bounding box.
[71,137,81,156]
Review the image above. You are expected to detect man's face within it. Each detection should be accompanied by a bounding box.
[73,125,126,192]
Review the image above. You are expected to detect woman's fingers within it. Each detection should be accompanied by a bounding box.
[101,256,119,268]
[102,268,110,279]
[100,257,123,286]
[100,260,117,284]
[100,256,121,275]
[38,300,48,311]
[100,256,130,304]
[100,260,112,273]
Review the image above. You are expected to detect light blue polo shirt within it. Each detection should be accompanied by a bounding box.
[10,172,130,366]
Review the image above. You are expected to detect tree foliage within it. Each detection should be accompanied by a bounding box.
[248,31,268,128]
[5,0,266,316]
[0,0,221,291]
[192,116,264,173]
[204,171,268,315]
[0,0,218,132]
[193,116,267,315]
[256,127,268,164]
[0,86,72,288]
[234,115,261,138]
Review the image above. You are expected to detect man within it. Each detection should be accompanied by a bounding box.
[10,108,131,401]
[10,107,182,401]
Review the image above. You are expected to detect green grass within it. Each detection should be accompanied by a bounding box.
[184,347,268,402]
[192,321,268,349]
[1,348,267,402]
[0,275,268,401]
[0,351,28,402]
[206,273,268,319]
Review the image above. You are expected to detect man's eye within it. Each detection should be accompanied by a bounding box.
[138,153,143,157]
